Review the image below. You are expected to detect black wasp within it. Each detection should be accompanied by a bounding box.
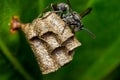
[41,0,96,38]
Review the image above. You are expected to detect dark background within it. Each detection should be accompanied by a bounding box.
[0,0,120,80]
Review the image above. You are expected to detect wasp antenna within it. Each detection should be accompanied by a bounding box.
[82,27,96,39]
[80,8,92,18]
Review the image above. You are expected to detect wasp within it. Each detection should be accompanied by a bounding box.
[40,0,96,38]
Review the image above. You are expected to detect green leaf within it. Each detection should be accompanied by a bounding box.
[0,0,120,80]
[0,0,43,80]
[80,37,120,80]
[0,39,33,80]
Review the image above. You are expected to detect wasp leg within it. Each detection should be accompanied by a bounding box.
[41,12,52,19]
[62,21,77,34]
[61,20,67,34]
[41,10,63,20]
[38,3,63,19]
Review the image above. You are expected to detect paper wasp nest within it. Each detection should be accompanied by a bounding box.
[16,12,81,74]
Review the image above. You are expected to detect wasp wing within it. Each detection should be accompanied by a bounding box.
[80,8,92,18]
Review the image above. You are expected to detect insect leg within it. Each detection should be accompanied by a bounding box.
[61,19,68,34]
[63,23,77,34]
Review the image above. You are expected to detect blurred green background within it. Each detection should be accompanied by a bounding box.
[0,0,120,80]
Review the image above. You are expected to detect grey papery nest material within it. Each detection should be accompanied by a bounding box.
[20,12,81,74]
